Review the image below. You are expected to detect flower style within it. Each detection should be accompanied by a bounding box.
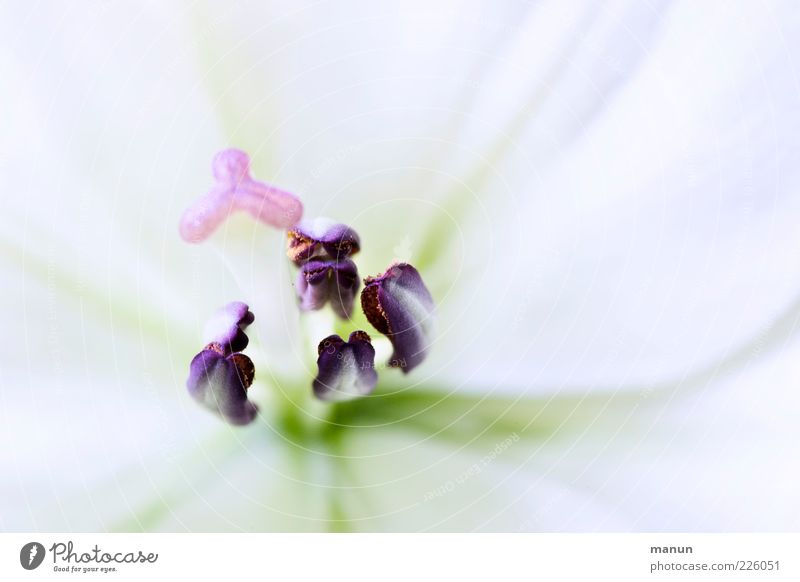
[361,263,435,373]
[313,331,378,401]
[179,149,303,243]
[186,302,258,425]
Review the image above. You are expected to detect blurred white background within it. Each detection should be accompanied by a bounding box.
[1,0,799,531]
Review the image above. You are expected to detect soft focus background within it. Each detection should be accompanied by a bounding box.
[2,0,800,531]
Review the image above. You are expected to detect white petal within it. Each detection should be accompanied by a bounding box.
[419,0,800,395]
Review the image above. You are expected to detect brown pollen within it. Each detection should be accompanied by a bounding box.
[360,284,390,335]
[230,353,255,389]
[204,342,226,355]
[350,330,372,344]
[286,230,316,262]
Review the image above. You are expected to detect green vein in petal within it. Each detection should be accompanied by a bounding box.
[322,385,642,454]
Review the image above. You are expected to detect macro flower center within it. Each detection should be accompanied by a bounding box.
[181,150,436,420]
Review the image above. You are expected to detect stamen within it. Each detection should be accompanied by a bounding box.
[286,218,360,264]
[313,331,378,401]
[360,262,435,373]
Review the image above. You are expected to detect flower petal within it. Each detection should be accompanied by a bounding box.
[361,263,435,373]
[313,332,378,401]
[187,348,258,426]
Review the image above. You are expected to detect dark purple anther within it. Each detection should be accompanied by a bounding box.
[187,302,258,425]
[361,262,435,373]
[287,217,360,264]
[202,301,255,354]
[313,331,378,401]
[296,259,360,319]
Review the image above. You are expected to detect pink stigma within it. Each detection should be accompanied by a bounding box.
[179,149,303,243]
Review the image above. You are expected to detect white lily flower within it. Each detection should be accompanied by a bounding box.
[2,0,799,531]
